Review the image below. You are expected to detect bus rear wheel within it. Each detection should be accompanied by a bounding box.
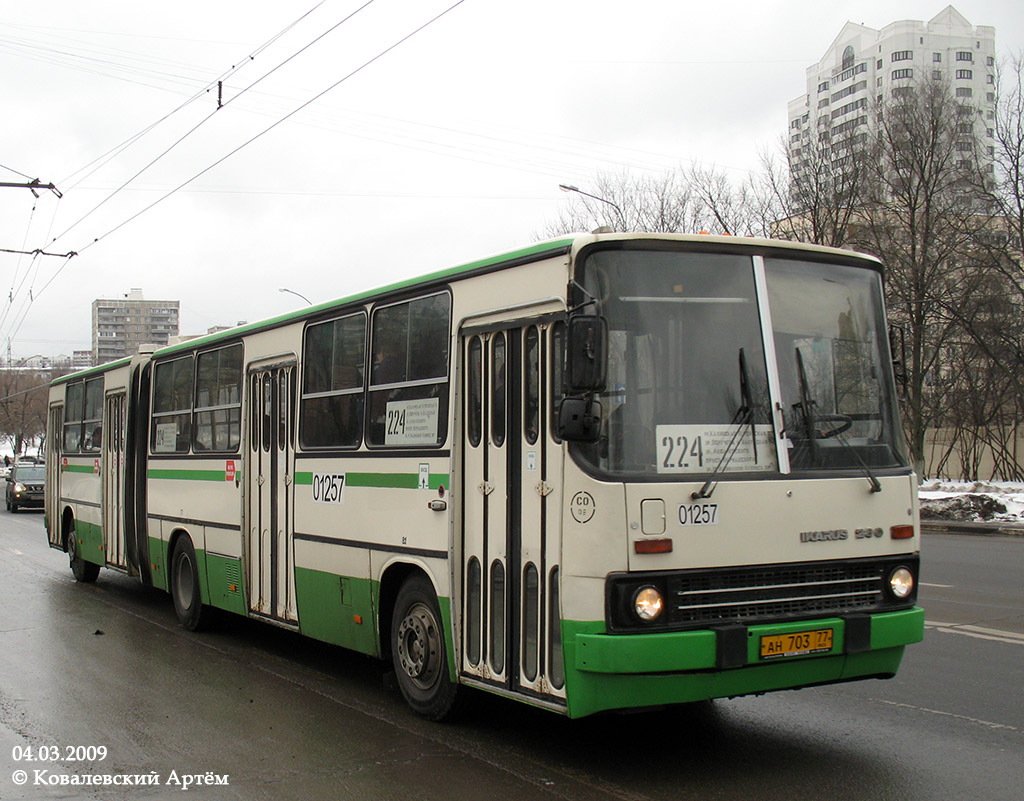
[170,536,205,631]
[67,522,99,583]
[391,575,460,720]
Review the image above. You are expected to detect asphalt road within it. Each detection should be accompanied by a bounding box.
[1,511,1021,801]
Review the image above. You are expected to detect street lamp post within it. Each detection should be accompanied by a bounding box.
[558,184,625,230]
[278,287,313,306]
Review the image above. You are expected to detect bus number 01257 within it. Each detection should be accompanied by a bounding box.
[679,503,718,526]
[312,473,346,504]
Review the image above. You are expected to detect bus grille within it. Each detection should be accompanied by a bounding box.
[665,562,883,626]
[605,556,918,633]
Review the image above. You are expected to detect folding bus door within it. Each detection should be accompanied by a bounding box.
[245,363,299,624]
[102,392,128,569]
[46,404,64,549]
[460,320,565,704]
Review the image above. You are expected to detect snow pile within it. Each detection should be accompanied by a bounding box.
[919,480,1024,524]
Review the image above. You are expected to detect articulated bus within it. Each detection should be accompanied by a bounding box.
[45,233,923,720]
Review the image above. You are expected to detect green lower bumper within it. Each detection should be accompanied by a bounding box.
[561,607,924,718]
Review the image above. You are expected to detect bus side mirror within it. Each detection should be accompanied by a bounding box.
[557,396,602,442]
[566,316,607,392]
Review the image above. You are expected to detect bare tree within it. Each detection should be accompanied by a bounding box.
[844,80,997,474]
[538,73,1024,479]
[993,52,1024,260]
[541,170,706,237]
[543,165,765,238]
[0,369,55,457]
[761,124,870,247]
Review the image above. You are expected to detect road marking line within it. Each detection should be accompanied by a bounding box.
[925,620,1024,645]
[873,699,1019,732]
[920,582,953,588]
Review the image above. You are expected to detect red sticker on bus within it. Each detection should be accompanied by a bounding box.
[225,460,236,482]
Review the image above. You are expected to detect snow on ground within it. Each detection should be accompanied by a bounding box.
[919,479,1024,525]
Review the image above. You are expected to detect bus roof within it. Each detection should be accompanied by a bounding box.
[50,356,132,387]
[52,232,883,385]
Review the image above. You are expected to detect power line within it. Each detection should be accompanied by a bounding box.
[51,0,347,244]
[0,163,36,181]
[76,0,469,255]
[2,3,338,350]
[58,1,333,190]
[10,0,470,350]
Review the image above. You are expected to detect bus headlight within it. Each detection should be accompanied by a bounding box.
[633,586,664,622]
[889,567,914,599]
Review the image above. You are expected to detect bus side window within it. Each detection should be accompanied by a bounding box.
[300,312,366,449]
[63,381,85,453]
[81,378,103,452]
[152,356,194,454]
[367,292,451,448]
[194,344,243,452]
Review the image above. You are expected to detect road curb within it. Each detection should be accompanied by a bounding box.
[921,520,1024,537]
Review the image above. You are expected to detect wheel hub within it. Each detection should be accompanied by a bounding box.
[396,604,439,686]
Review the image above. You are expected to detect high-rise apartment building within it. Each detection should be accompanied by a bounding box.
[92,289,179,365]
[786,6,996,175]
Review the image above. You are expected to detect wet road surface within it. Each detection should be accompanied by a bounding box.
[2,513,1022,800]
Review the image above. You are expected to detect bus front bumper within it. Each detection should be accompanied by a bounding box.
[561,607,924,718]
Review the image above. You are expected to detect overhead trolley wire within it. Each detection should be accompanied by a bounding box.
[73,0,469,257]
[0,163,37,181]
[51,0,349,244]
[2,2,341,351]
[21,0,464,318]
[58,0,333,191]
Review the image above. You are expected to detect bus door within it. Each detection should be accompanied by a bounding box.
[102,392,128,569]
[460,320,565,702]
[245,363,298,624]
[46,404,64,549]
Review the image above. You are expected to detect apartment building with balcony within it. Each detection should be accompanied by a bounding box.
[786,6,996,179]
[92,288,179,365]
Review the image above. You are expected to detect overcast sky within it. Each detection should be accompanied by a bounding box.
[1,0,1022,360]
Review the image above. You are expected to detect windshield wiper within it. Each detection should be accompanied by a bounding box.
[792,347,881,494]
[691,349,753,500]
[793,347,819,465]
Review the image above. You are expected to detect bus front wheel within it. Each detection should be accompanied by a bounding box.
[67,522,99,583]
[170,537,204,631]
[391,575,460,720]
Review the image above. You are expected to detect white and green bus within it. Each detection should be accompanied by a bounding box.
[45,233,923,720]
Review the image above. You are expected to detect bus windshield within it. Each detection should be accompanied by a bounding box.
[572,245,907,479]
[765,257,906,472]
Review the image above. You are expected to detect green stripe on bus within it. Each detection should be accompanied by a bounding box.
[293,471,446,490]
[62,464,97,474]
[148,468,231,482]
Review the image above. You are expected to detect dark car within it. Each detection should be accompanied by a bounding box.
[6,462,45,512]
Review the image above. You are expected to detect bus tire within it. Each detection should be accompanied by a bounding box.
[67,522,100,583]
[170,536,205,631]
[391,574,460,720]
